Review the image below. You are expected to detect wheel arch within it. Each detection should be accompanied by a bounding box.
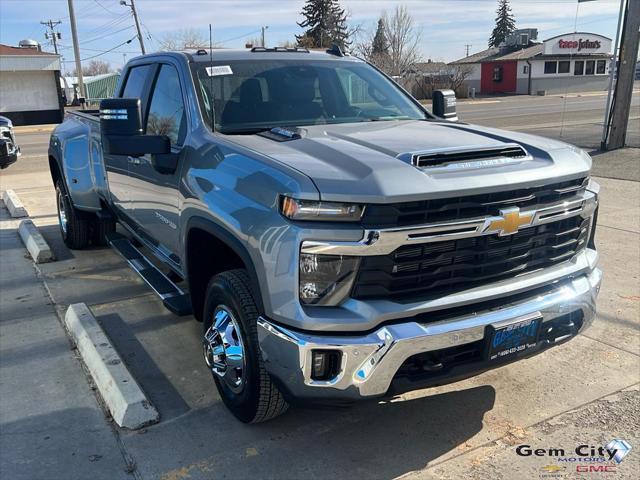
[185,216,265,322]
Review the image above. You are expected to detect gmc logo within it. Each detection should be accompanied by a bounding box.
[576,465,617,473]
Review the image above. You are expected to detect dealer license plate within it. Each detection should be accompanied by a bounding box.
[486,315,541,361]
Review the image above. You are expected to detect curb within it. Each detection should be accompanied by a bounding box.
[2,189,28,217]
[18,219,54,263]
[63,303,159,430]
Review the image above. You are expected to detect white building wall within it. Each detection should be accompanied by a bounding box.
[0,70,59,112]
[0,55,61,72]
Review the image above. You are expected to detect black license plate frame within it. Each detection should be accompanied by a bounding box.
[486,313,542,361]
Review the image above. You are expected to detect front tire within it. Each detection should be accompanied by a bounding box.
[202,270,288,423]
[56,181,89,249]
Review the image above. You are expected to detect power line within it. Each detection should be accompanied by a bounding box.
[92,0,120,16]
[82,24,136,45]
[61,36,138,63]
[218,28,262,45]
[81,14,132,39]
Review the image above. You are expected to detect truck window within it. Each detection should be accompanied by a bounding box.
[194,59,426,134]
[121,64,152,99]
[146,64,186,146]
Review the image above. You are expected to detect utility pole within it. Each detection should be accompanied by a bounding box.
[120,0,146,54]
[261,25,269,47]
[41,19,62,55]
[600,0,625,150]
[465,44,472,57]
[67,0,85,100]
[607,0,640,150]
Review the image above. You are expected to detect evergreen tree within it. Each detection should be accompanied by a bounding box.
[371,17,389,55]
[296,0,351,48]
[489,0,516,47]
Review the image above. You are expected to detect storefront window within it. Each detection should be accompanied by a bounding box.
[585,60,595,75]
[544,61,557,74]
[558,61,571,74]
[492,65,503,82]
[596,60,607,74]
[574,61,584,75]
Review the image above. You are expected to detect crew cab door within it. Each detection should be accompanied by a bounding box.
[103,63,154,220]
[127,62,186,263]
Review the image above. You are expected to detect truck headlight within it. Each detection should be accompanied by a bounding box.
[281,196,364,222]
[299,253,360,306]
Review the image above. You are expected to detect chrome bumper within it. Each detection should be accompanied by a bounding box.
[257,266,602,401]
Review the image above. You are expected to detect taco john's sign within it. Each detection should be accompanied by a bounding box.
[543,33,611,56]
[558,38,601,51]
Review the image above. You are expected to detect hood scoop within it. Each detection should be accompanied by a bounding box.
[411,143,530,171]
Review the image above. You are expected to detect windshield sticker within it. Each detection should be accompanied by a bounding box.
[206,65,233,77]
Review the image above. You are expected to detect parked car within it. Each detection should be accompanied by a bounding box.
[48,47,601,423]
[0,116,20,169]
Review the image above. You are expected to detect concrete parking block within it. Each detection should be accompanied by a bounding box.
[2,189,28,217]
[18,219,53,263]
[64,303,159,429]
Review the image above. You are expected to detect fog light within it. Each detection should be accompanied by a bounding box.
[311,350,342,381]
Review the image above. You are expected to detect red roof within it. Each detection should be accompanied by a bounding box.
[0,44,58,56]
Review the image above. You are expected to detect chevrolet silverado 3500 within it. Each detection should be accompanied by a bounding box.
[49,47,601,423]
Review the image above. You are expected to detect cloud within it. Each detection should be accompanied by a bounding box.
[0,0,622,64]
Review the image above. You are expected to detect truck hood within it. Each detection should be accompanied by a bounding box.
[226,120,591,203]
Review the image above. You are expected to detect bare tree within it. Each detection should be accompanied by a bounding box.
[243,37,261,48]
[354,17,390,71]
[73,60,111,77]
[446,64,474,92]
[385,5,422,76]
[279,40,298,48]
[158,28,209,50]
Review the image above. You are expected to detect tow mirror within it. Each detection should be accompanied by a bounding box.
[100,98,142,136]
[100,98,171,157]
[432,90,458,122]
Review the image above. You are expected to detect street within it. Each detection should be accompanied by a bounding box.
[455,90,640,151]
[1,94,639,480]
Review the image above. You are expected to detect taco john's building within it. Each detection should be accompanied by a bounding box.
[452,30,612,95]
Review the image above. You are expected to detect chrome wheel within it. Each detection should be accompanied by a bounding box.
[57,191,68,236]
[203,305,246,393]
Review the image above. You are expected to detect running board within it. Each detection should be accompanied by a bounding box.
[106,232,192,316]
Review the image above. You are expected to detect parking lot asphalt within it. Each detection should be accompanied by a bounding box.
[1,101,639,479]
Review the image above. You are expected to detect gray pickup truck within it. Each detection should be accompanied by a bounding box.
[49,47,602,423]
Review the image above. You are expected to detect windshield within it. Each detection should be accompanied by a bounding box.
[194,58,427,134]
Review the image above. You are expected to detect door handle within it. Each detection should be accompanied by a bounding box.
[127,156,141,165]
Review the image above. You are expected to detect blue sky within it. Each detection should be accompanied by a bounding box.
[0,0,623,73]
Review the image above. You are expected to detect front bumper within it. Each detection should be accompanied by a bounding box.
[258,264,602,402]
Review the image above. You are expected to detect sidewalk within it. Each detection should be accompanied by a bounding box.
[0,207,133,480]
[591,147,640,182]
[13,124,57,134]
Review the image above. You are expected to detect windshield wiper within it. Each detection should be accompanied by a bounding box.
[360,115,413,122]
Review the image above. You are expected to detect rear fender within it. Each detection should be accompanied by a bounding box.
[49,116,103,211]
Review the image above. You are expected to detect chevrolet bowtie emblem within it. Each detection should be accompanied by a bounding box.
[485,207,534,236]
[540,465,565,473]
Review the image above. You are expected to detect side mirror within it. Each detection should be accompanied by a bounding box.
[100,98,142,136]
[100,98,171,157]
[432,90,458,122]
